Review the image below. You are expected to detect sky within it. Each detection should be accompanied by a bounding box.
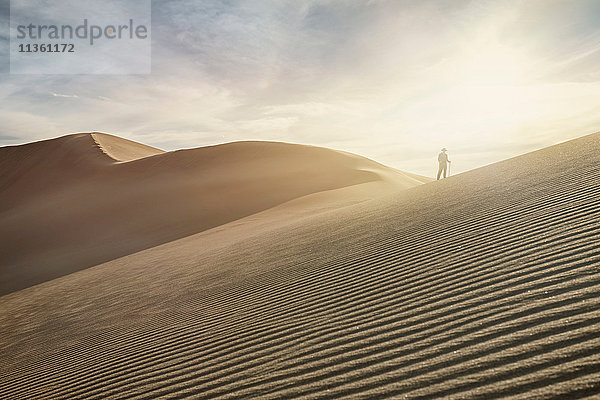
[2,0,600,176]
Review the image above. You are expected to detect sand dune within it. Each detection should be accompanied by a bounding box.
[0,133,428,294]
[1,132,599,399]
[91,132,165,162]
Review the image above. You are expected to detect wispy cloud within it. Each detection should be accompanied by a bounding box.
[51,92,79,98]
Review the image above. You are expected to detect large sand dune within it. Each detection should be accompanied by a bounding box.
[1,132,599,399]
[0,133,426,295]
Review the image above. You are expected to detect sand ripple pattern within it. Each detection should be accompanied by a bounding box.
[1,133,600,399]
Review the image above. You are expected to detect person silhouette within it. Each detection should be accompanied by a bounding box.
[437,148,451,180]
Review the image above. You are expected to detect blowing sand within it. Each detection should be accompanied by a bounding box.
[0,132,599,399]
[0,133,427,295]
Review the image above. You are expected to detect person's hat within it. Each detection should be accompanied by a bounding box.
[441,148,447,152]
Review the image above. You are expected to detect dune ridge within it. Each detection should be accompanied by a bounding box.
[90,132,165,162]
[0,132,599,398]
[0,133,428,295]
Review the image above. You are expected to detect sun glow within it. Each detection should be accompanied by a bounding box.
[398,40,546,153]
[456,43,531,86]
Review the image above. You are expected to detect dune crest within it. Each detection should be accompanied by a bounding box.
[90,132,164,162]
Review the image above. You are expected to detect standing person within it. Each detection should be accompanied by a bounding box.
[437,148,451,180]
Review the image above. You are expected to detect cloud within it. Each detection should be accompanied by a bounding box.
[1,0,600,176]
[52,92,79,98]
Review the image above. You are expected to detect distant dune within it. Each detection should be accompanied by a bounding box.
[91,132,165,162]
[1,132,599,399]
[0,133,428,294]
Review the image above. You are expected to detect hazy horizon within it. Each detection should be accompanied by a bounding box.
[2,0,600,176]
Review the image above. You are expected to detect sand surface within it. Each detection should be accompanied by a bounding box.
[0,133,426,295]
[1,132,599,399]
